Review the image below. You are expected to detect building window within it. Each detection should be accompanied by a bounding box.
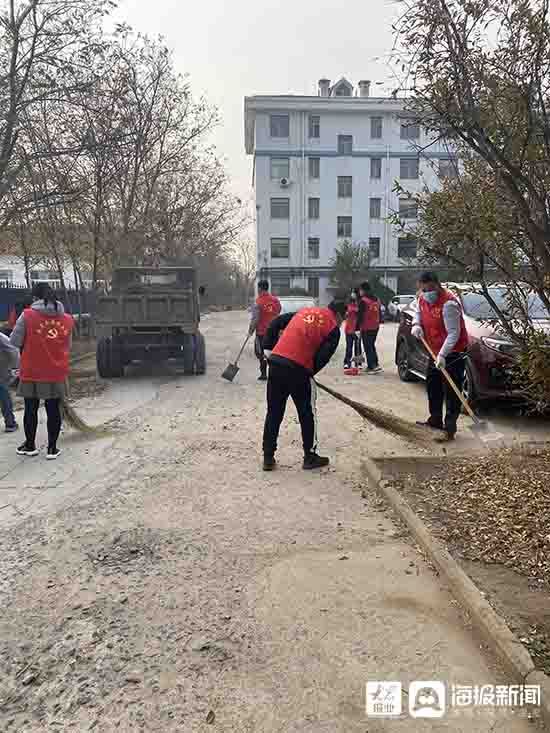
[308,157,320,179]
[439,159,459,179]
[370,157,382,179]
[270,114,289,138]
[371,117,383,139]
[270,197,290,219]
[337,216,352,238]
[270,274,291,295]
[30,270,57,280]
[398,236,418,259]
[369,237,381,259]
[337,134,353,155]
[0,269,13,283]
[308,237,320,259]
[337,176,352,198]
[400,121,420,140]
[308,276,319,298]
[309,115,320,139]
[399,199,418,219]
[270,238,290,258]
[369,197,382,219]
[400,158,419,179]
[308,197,320,219]
[270,157,289,179]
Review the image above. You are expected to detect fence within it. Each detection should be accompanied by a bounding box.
[0,284,97,322]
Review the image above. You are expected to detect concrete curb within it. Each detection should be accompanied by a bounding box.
[362,456,550,728]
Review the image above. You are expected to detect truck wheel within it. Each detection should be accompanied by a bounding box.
[194,333,206,375]
[109,340,124,378]
[97,337,111,378]
[182,333,195,375]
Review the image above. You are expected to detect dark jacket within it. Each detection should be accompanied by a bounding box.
[263,311,340,376]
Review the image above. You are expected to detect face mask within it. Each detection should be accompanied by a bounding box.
[423,290,439,304]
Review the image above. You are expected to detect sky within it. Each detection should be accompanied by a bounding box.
[113,0,399,206]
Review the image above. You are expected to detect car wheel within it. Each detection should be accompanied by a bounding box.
[462,361,477,412]
[397,340,416,382]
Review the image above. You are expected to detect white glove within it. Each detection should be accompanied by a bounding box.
[411,325,424,340]
[263,349,272,359]
[435,354,446,370]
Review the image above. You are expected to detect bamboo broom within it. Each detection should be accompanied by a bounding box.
[62,379,112,435]
[315,380,432,446]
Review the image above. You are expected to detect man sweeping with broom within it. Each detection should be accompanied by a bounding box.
[261,300,346,471]
[10,283,74,459]
[412,271,469,442]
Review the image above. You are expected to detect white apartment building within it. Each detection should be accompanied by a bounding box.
[244,77,456,303]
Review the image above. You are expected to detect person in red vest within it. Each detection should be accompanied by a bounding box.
[261,300,346,471]
[411,271,469,441]
[343,288,362,369]
[7,305,17,331]
[10,282,74,459]
[248,280,282,381]
[356,281,382,373]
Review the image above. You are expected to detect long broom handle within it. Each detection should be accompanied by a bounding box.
[234,333,252,365]
[420,336,479,422]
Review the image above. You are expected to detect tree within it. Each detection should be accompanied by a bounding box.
[329,240,371,295]
[393,0,550,407]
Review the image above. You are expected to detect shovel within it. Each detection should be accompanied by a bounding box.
[221,334,251,382]
[420,337,503,442]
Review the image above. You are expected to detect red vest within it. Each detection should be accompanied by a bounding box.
[256,293,281,336]
[359,296,380,331]
[272,307,338,372]
[419,288,469,355]
[344,303,358,335]
[20,309,74,383]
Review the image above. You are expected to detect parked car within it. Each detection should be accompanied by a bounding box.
[394,284,550,404]
[278,296,317,314]
[388,294,416,322]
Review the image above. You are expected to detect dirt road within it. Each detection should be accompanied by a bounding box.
[0,312,544,731]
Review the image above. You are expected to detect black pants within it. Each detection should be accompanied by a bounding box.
[361,329,379,369]
[24,398,62,449]
[344,334,362,366]
[263,362,316,457]
[255,335,267,377]
[426,352,465,434]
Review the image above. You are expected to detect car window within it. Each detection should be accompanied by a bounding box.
[398,296,415,305]
[462,288,548,320]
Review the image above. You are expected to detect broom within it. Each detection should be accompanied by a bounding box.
[314,380,432,446]
[61,379,112,434]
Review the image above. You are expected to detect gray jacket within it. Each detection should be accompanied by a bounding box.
[0,331,20,384]
[10,300,69,351]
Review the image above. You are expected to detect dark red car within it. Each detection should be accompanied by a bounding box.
[395,284,550,404]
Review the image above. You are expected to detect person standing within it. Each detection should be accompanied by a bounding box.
[261,300,346,471]
[357,281,382,373]
[0,331,19,433]
[10,282,74,459]
[248,280,281,381]
[412,271,469,441]
[343,289,362,369]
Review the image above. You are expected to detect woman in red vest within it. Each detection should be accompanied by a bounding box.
[356,281,382,373]
[248,279,281,380]
[411,271,469,441]
[10,282,74,459]
[343,288,362,369]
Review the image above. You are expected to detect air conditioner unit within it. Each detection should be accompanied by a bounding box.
[280,177,290,188]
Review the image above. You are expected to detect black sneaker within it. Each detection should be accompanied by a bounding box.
[258,374,268,381]
[17,443,39,457]
[263,455,276,471]
[416,419,445,431]
[435,431,456,443]
[303,452,330,470]
[4,423,18,433]
[47,447,62,460]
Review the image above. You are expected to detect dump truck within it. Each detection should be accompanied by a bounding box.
[95,266,206,378]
